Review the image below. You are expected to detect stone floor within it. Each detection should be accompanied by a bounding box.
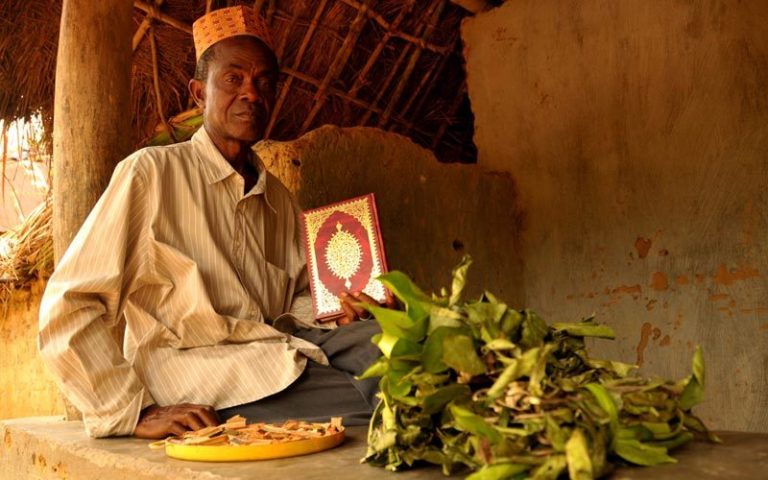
[2,417,767,479]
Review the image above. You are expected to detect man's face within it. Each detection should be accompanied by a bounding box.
[192,36,278,146]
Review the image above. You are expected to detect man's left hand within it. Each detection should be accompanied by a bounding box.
[338,291,395,326]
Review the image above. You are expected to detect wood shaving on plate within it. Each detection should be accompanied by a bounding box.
[148,416,344,449]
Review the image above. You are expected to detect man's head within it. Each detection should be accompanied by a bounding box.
[189,7,278,148]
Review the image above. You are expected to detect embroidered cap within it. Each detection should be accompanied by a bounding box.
[192,6,274,61]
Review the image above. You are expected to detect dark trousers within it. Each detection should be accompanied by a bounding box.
[217,320,381,426]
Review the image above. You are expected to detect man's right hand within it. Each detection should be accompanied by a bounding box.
[134,403,220,439]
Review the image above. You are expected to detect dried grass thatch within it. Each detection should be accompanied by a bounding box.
[0,0,60,138]
[2,0,477,162]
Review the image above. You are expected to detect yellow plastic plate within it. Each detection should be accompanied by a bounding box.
[164,428,345,462]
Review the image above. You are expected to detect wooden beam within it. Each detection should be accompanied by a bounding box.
[299,0,372,133]
[338,0,451,54]
[265,0,330,138]
[132,0,165,52]
[53,0,134,263]
[134,0,192,34]
[378,0,446,128]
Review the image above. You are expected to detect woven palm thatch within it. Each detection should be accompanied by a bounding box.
[2,0,478,163]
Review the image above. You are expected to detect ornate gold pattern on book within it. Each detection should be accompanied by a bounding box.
[325,222,362,289]
[303,197,386,316]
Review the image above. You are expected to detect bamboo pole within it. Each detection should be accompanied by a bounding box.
[431,82,467,150]
[378,0,447,128]
[275,4,304,60]
[398,30,460,123]
[132,0,165,52]
[338,0,451,54]
[134,0,192,34]
[359,0,440,126]
[265,0,330,138]
[347,0,415,100]
[287,77,433,138]
[299,0,373,134]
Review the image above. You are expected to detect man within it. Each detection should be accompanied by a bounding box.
[39,6,387,439]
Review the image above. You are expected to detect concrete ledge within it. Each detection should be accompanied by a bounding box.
[1,417,437,480]
[2,417,767,479]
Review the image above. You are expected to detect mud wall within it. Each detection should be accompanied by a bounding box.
[463,0,768,431]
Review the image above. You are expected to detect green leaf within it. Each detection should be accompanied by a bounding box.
[649,432,694,450]
[528,344,554,397]
[442,334,486,376]
[552,320,616,339]
[585,358,637,377]
[616,425,651,442]
[449,405,503,444]
[377,271,430,320]
[449,255,472,307]
[427,305,464,333]
[357,357,388,380]
[466,301,508,325]
[520,310,549,348]
[613,438,677,466]
[483,338,519,352]
[682,414,722,443]
[387,370,413,398]
[531,454,567,480]
[584,383,619,436]
[365,303,427,342]
[565,429,594,480]
[422,327,463,373]
[487,347,541,399]
[466,463,529,480]
[640,422,674,439]
[389,338,423,372]
[544,416,569,452]
[500,309,523,338]
[465,302,507,340]
[423,384,471,415]
[680,345,705,410]
[372,332,398,358]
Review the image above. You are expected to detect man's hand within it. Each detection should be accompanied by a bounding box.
[338,291,396,326]
[133,403,220,439]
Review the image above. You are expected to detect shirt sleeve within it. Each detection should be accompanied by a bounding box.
[38,155,155,438]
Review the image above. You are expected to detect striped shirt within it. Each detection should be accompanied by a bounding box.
[38,127,327,438]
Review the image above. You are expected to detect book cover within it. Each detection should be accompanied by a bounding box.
[300,193,388,321]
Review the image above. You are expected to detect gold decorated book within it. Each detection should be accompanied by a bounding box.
[300,193,388,322]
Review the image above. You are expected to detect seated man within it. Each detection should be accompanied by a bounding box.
[38,6,388,439]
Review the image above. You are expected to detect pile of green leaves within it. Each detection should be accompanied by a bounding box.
[359,257,718,480]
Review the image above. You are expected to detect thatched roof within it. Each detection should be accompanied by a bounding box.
[1,0,479,163]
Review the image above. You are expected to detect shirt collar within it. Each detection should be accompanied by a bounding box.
[192,127,276,213]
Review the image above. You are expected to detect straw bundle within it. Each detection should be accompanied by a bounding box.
[0,197,52,289]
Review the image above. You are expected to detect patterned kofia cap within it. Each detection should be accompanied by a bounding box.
[192,6,274,61]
